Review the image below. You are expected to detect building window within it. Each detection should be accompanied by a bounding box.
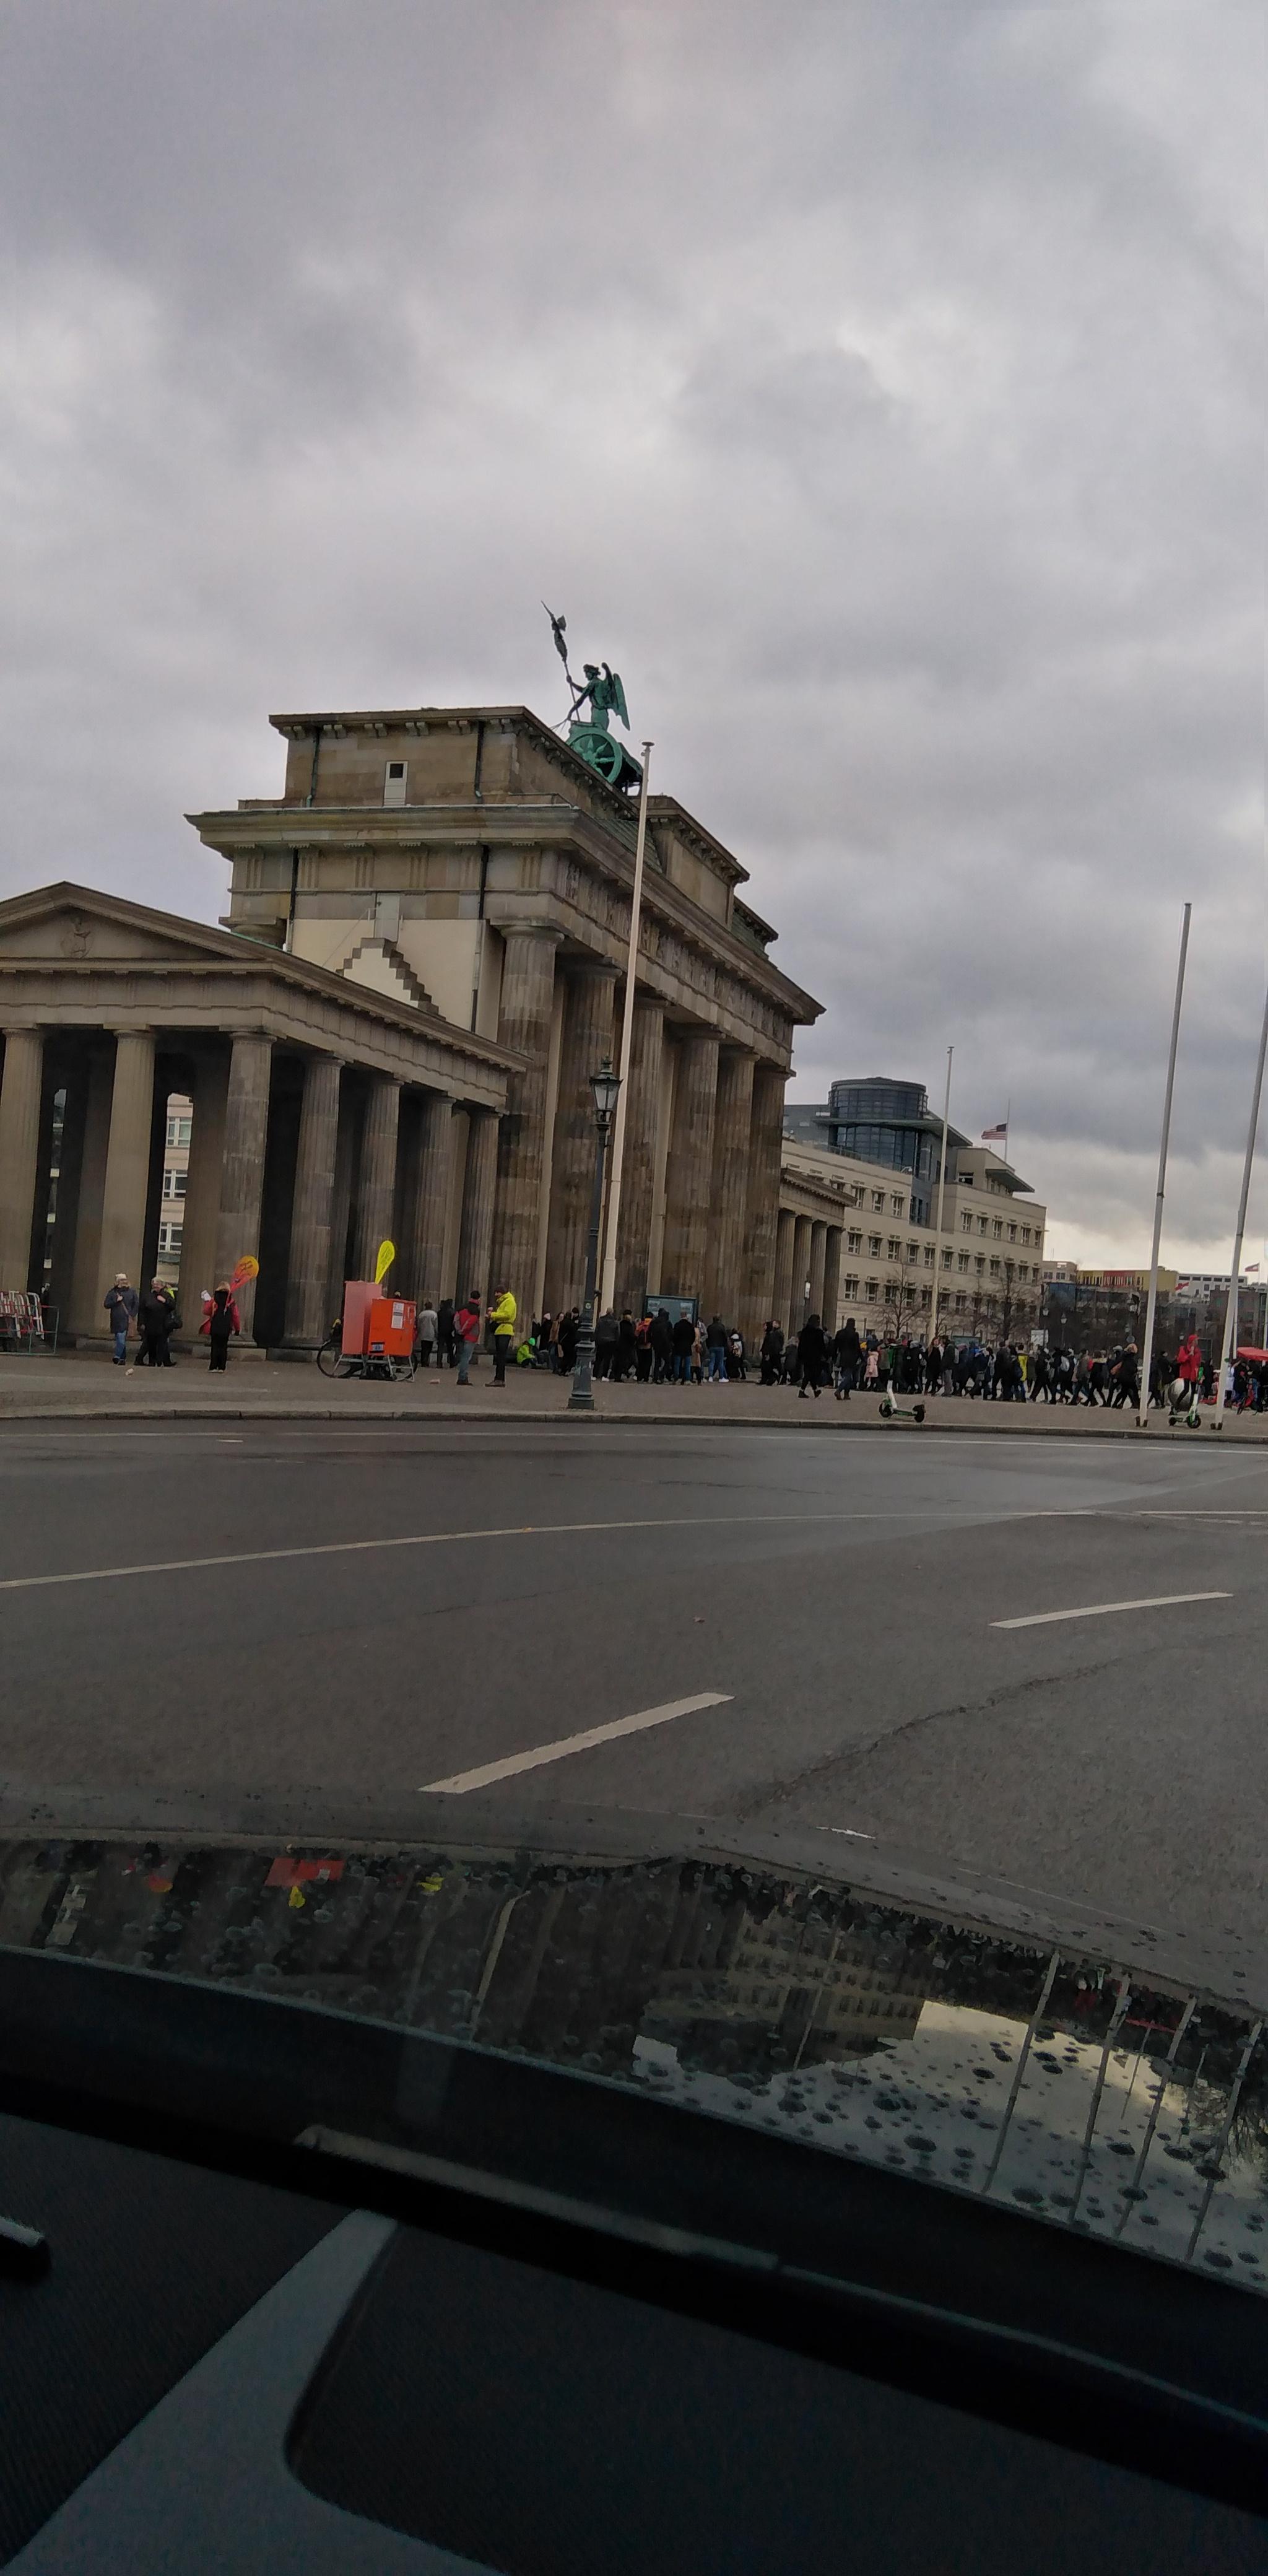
[1008,1223,1017,1242]
[919,1284,931,1306]
[843,1274,859,1298]
[162,1169,187,1199]
[941,1247,952,1267]
[158,1222,183,1255]
[847,1230,862,1254]
[166,1116,193,1147]
[923,1246,936,1269]
[1021,1225,1032,1245]
[977,1216,988,1235]
[865,1278,879,1300]
[961,1213,973,1233]
[890,1193,905,1216]
[954,1292,967,1311]
[975,1255,986,1274]
[992,1219,1003,1238]
[868,1234,882,1257]
[989,1258,1001,1276]
[887,1236,901,1260]
[383,760,408,807]
[957,1253,970,1273]
[872,1191,885,1212]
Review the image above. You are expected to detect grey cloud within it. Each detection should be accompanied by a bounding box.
[1,0,1262,1264]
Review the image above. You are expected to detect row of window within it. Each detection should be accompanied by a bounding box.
[839,1275,1033,1317]
[960,1212,1036,1245]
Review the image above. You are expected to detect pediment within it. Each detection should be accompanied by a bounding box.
[0,883,259,969]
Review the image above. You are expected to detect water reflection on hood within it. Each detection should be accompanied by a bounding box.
[4,1834,1266,2291]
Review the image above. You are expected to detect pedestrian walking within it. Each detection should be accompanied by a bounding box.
[649,1308,672,1382]
[416,1299,437,1367]
[635,1313,654,1382]
[797,1311,827,1398]
[670,1313,695,1383]
[202,1283,241,1372]
[453,1291,482,1384]
[137,1277,179,1367]
[103,1274,138,1364]
[436,1296,456,1366]
[705,1315,729,1382]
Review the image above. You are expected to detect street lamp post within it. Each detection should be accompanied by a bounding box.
[569,1059,622,1413]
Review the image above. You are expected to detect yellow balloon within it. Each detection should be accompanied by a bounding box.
[375,1238,396,1285]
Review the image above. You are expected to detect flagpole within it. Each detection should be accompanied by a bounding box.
[599,741,653,1313]
[927,1045,953,1351]
[1137,902,1191,1430]
[1210,979,1268,1432]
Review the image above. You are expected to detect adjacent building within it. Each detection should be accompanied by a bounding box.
[779,1076,1046,1341]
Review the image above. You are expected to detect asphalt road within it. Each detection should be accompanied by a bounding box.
[1,1418,1266,1950]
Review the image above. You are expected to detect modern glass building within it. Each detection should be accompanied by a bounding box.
[790,1077,970,1222]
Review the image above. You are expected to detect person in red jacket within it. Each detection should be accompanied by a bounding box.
[453,1292,482,1385]
[201,1283,242,1372]
[1177,1331,1202,1390]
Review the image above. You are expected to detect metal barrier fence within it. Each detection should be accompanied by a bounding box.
[0,1292,56,1357]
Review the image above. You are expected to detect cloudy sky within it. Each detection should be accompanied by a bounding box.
[3,1,1263,1264]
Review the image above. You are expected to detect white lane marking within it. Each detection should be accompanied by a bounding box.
[992,1590,1230,1630]
[419,1692,732,1795]
[0,1507,1053,1595]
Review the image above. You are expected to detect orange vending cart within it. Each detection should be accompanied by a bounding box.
[339,1283,417,1378]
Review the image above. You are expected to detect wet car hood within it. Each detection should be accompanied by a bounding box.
[2,1804,1265,2298]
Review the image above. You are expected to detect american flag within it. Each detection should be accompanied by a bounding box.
[981,1122,1007,1142]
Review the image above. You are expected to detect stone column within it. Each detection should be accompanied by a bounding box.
[406,1091,456,1308]
[823,1226,843,1336]
[46,1053,90,1327]
[489,924,562,1315]
[67,1048,115,1339]
[285,1056,342,1346]
[773,1208,796,1332]
[215,1032,273,1339]
[613,998,664,1315]
[457,1107,499,1309]
[353,1073,401,1278]
[0,1029,45,1289]
[791,1214,813,1328]
[98,1030,157,1302]
[704,1048,755,1320]
[740,1064,786,1342]
[544,962,617,1312]
[175,1051,230,1339]
[659,1030,721,1300]
[809,1220,827,1320]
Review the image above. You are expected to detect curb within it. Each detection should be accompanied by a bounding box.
[0,1399,1259,1442]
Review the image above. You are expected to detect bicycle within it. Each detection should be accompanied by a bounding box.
[316,1327,417,1383]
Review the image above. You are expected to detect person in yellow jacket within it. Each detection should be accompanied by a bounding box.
[488,1284,517,1387]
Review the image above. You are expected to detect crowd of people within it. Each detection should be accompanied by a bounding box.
[97,1273,1267,1412]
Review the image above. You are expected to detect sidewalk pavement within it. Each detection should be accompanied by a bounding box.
[1,1347,1266,1437]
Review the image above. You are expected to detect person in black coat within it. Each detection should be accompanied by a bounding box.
[648,1308,672,1383]
[760,1321,784,1385]
[797,1312,828,1398]
[671,1312,696,1383]
[833,1317,861,1399]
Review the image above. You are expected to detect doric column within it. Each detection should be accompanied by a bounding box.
[215,1032,272,1338]
[457,1107,499,1309]
[740,1063,786,1341]
[823,1226,843,1336]
[773,1208,796,1332]
[791,1214,813,1329]
[67,1048,115,1338]
[659,1030,721,1300]
[489,924,562,1315]
[353,1073,401,1277]
[809,1220,827,1321]
[545,962,617,1312]
[405,1091,457,1308]
[704,1048,755,1321]
[98,1029,156,1302]
[285,1055,342,1346]
[613,998,664,1315]
[175,1051,230,1339]
[0,1029,45,1289]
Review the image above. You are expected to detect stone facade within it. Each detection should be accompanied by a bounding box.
[0,884,515,1347]
[189,702,822,1338]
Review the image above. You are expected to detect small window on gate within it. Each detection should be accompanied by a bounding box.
[383,760,407,807]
